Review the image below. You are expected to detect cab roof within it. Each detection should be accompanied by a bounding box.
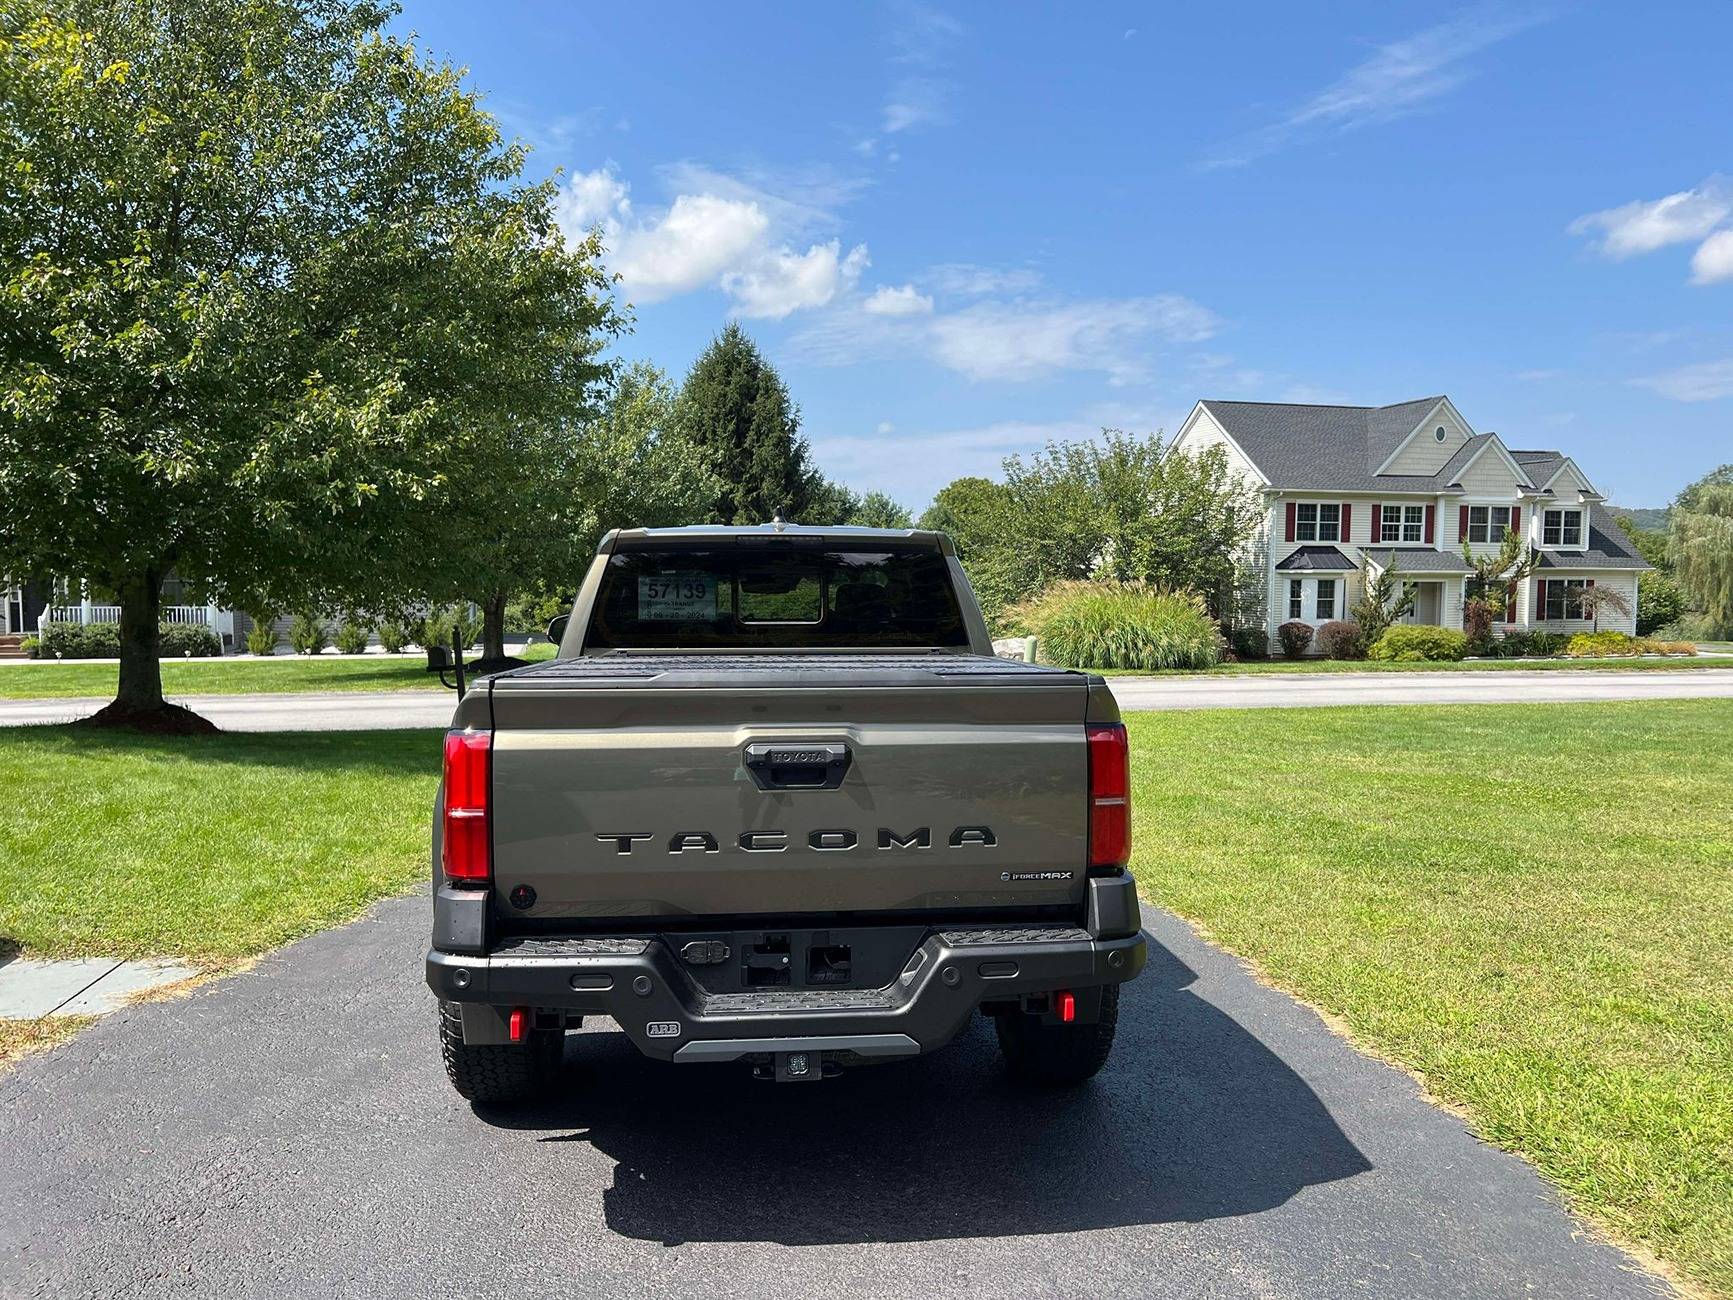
[601,524,954,554]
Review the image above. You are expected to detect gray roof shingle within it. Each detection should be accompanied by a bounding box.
[1200,397,1542,493]
[1359,548,1474,574]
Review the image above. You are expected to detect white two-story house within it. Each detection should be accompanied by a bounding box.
[1170,395,1650,652]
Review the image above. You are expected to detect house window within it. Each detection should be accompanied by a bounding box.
[1542,509,1583,547]
[1381,504,1425,543]
[1295,502,1341,542]
[1288,579,1303,620]
[1467,506,1507,544]
[1545,579,1587,620]
[1316,579,1336,621]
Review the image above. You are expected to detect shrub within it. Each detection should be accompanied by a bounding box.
[1659,641,1698,656]
[19,635,39,657]
[377,620,409,654]
[1226,626,1268,662]
[1368,625,1468,661]
[1527,631,1569,657]
[1566,630,1640,658]
[158,623,221,657]
[1636,572,1686,636]
[334,618,372,655]
[1315,619,1366,660]
[1008,581,1220,671]
[417,604,482,652]
[244,609,278,656]
[28,621,218,658]
[289,612,327,655]
[1276,620,1313,658]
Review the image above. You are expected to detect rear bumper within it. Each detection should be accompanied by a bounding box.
[426,924,1146,1063]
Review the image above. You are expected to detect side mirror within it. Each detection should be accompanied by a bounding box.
[545,614,569,645]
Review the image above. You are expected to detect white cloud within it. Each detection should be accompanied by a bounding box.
[790,293,1218,385]
[863,284,934,315]
[1690,229,1733,285]
[554,166,869,316]
[1633,358,1733,402]
[876,421,896,434]
[1570,176,1733,258]
[927,262,1043,295]
[930,297,1219,383]
[555,166,631,230]
[1204,9,1547,168]
[1514,368,1565,381]
[611,193,771,303]
[723,241,869,319]
[882,5,963,134]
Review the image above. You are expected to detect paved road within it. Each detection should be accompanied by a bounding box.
[3,667,1731,730]
[1,897,1667,1299]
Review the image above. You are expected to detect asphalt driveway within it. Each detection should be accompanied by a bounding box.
[0,898,1667,1298]
[2,666,1730,730]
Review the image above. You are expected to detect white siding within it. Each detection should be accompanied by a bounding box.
[1527,572,1640,636]
[1384,402,1472,475]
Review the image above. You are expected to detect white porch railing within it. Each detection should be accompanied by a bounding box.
[38,605,223,632]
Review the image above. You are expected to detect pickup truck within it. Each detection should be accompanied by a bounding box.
[426,523,1146,1102]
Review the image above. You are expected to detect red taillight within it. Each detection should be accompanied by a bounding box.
[1087,723,1131,867]
[442,729,491,884]
[508,1007,526,1043]
[1057,990,1077,1023]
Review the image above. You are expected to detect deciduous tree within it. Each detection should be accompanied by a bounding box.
[1670,464,1733,635]
[0,0,619,727]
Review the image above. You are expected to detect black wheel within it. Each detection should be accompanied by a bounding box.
[438,1001,563,1104]
[995,984,1120,1086]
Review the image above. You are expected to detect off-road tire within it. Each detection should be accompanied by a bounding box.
[995,984,1120,1085]
[438,1000,563,1104]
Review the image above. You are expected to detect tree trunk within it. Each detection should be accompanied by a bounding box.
[481,591,508,661]
[79,566,216,734]
[115,570,165,710]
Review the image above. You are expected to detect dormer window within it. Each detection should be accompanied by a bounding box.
[1295,503,1341,542]
[1542,508,1583,547]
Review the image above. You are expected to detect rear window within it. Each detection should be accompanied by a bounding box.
[584,545,970,650]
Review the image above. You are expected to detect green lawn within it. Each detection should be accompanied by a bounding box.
[0,728,437,962]
[1127,699,1733,1295]
[1087,654,1726,677]
[0,642,554,699]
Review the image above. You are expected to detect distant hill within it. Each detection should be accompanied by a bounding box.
[1608,506,1669,532]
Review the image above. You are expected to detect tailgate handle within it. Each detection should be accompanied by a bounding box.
[744,742,852,791]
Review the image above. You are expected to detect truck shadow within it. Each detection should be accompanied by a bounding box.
[478,935,1371,1246]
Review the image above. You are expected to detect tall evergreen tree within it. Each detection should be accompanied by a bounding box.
[674,323,817,524]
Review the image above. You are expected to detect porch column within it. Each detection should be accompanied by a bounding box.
[80,578,91,626]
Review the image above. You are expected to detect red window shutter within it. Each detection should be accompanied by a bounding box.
[1459,505,1470,539]
[1506,581,1518,622]
[1584,578,1594,620]
[1424,505,1435,544]
[1285,501,1296,543]
[1538,580,1548,617]
[1340,503,1351,541]
[1371,504,1382,540]
[1510,505,1522,534]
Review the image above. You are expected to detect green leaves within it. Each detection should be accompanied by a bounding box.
[0,0,622,708]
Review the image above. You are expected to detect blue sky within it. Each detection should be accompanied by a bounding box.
[394,2,1732,511]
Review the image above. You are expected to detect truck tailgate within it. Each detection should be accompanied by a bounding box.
[485,655,1091,922]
